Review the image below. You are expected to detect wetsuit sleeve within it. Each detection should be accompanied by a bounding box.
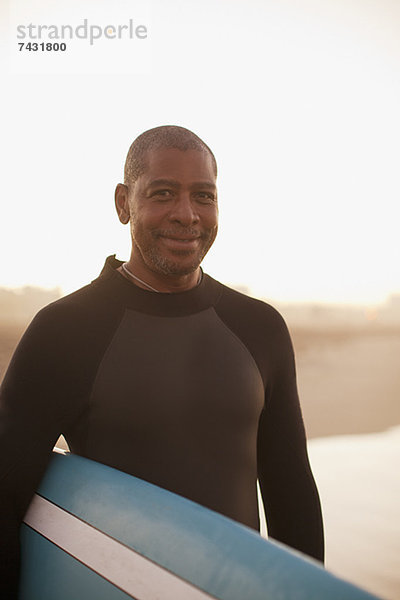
[0,308,83,598]
[257,317,325,562]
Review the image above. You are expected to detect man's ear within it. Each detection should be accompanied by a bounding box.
[115,184,131,224]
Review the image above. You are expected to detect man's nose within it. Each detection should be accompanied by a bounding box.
[169,194,199,226]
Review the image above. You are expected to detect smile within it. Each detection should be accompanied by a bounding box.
[159,236,200,250]
[165,237,199,242]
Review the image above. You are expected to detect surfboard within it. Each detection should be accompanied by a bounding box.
[19,450,381,600]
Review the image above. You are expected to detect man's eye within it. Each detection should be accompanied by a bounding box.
[195,192,215,203]
[153,190,172,200]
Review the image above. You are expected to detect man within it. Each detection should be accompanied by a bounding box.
[0,125,324,596]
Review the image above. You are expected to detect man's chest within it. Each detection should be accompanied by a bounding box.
[87,308,265,438]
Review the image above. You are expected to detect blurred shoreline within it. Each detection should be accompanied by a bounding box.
[291,324,400,439]
[308,426,400,600]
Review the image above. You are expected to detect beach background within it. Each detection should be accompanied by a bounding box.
[293,318,400,600]
[1,291,399,600]
[1,1,399,598]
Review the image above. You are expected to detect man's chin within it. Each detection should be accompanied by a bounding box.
[148,254,201,277]
[158,263,200,277]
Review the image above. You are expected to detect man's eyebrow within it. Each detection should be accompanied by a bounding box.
[190,181,217,190]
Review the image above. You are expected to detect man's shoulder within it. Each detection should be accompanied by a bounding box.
[211,277,287,329]
[207,277,294,369]
[30,277,108,331]
[34,255,124,325]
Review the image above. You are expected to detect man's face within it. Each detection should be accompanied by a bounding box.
[127,147,218,277]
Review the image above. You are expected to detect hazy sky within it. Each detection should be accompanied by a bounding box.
[1,0,399,304]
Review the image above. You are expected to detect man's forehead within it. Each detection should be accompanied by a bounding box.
[141,147,216,180]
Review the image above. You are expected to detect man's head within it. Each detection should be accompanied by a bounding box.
[123,125,217,186]
[115,126,218,291]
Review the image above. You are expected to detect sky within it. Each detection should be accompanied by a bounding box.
[1,0,399,304]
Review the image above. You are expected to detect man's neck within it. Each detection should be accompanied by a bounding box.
[118,262,202,293]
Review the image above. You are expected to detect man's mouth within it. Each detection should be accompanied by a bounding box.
[163,235,200,241]
[159,235,200,250]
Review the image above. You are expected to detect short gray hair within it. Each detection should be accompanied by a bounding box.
[124,125,217,185]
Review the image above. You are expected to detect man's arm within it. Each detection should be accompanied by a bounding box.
[257,320,324,562]
[0,308,82,597]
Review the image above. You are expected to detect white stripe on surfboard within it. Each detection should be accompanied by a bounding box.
[24,494,218,600]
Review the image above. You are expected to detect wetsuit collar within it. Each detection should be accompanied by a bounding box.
[95,255,223,317]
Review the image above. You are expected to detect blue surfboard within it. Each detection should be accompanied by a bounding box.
[19,450,380,600]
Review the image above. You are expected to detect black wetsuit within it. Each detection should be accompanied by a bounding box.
[0,255,324,595]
